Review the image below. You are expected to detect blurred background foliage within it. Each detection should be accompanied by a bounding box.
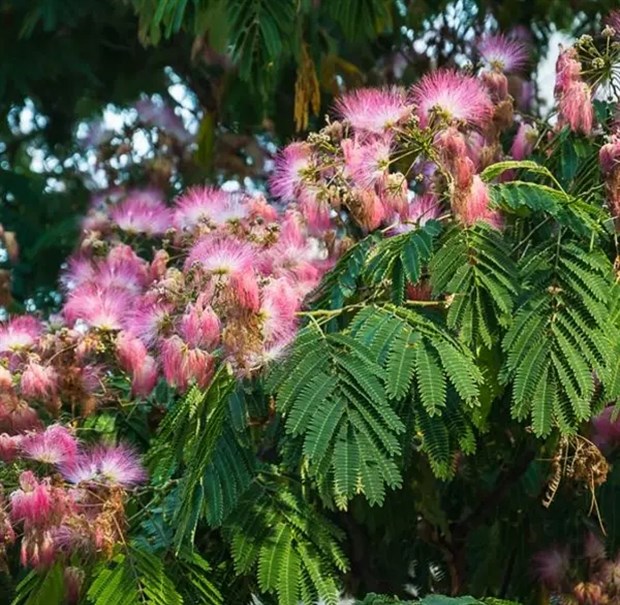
[0,0,619,311]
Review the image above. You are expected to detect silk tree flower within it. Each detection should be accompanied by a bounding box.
[173,186,249,230]
[410,70,493,128]
[185,236,260,311]
[511,122,538,160]
[599,132,620,173]
[353,188,388,232]
[270,142,313,201]
[161,336,215,391]
[179,296,221,350]
[130,355,159,397]
[10,471,54,526]
[0,316,42,354]
[62,444,146,488]
[0,433,22,462]
[21,425,78,466]
[459,175,503,229]
[477,34,528,73]
[342,137,392,188]
[110,192,172,236]
[63,245,148,294]
[116,332,148,375]
[391,193,442,233]
[554,46,594,135]
[127,298,173,346]
[531,546,570,588]
[20,362,58,400]
[63,285,134,331]
[260,278,301,343]
[335,87,412,135]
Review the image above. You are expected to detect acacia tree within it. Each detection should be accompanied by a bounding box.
[4,5,620,605]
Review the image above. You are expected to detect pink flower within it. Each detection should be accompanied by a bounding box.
[342,137,392,187]
[62,444,146,487]
[10,471,53,526]
[410,70,493,128]
[0,316,42,353]
[459,175,503,229]
[179,297,221,350]
[21,425,78,466]
[559,81,593,135]
[270,142,313,202]
[391,193,442,233]
[511,123,538,160]
[20,362,58,400]
[185,237,260,310]
[299,192,332,233]
[591,405,620,450]
[161,336,215,391]
[478,34,529,73]
[127,298,172,346]
[0,366,13,390]
[130,355,159,397]
[531,546,570,588]
[0,433,22,462]
[248,195,279,223]
[600,133,620,173]
[64,285,134,330]
[261,278,301,344]
[110,191,172,236]
[116,332,148,375]
[173,186,248,230]
[64,567,85,605]
[355,188,388,231]
[335,87,412,135]
[554,46,594,135]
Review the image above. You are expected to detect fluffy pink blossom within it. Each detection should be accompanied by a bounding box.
[179,297,221,350]
[270,142,313,201]
[64,245,148,294]
[21,425,78,466]
[0,366,13,389]
[554,46,594,135]
[10,471,53,526]
[342,137,392,187]
[531,547,570,588]
[130,355,159,397]
[356,188,388,231]
[0,433,22,462]
[600,133,620,173]
[335,87,412,135]
[260,278,301,343]
[62,444,146,487]
[20,362,58,400]
[0,316,42,353]
[410,70,493,128]
[185,237,260,310]
[127,299,172,346]
[64,285,134,331]
[161,336,215,391]
[591,405,620,450]
[110,192,172,236]
[478,34,529,73]
[248,195,279,223]
[559,81,593,135]
[392,194,442,233]
[435,127,476,190]
[173,186,248,230]
[299,192,332,233]
[116,332,148,375]
[459,175,502,229]
[511,123,538,160]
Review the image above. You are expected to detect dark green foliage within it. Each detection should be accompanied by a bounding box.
[430,224,518,347]
[226,481,348,605]
[502,241,615,436]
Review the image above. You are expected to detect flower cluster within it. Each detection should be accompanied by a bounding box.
[533,534,620,605]
[0,423,144,573]
[270,35,536,236]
